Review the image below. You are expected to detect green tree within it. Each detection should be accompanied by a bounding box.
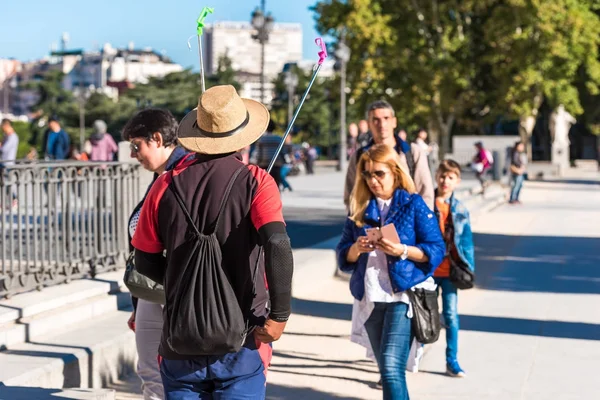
[313,0,485,155]
[270,65,340,153]
[313,0,600,157]
[483,0,600,156]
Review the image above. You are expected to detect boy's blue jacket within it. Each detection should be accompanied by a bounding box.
[336,189,446,301]
[436,192,476,271]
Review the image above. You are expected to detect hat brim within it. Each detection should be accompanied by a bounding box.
[177,99,269,155]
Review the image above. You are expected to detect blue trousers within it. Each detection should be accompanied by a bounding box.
[510,174,524,202]
[364,302,412,400]
[160,339,266,400]
[434,277,459,363]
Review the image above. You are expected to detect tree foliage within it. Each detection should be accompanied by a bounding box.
[313,0,600,152]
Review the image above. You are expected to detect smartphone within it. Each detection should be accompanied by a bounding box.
[365,227,382,244]
[380,224,401,244]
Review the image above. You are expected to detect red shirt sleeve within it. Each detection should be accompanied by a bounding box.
[248,165,284,230]
[131,173,172,253]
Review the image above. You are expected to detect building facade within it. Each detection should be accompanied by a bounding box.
[203,21,302,104]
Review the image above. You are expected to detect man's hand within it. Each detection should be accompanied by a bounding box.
[254,318,287,343]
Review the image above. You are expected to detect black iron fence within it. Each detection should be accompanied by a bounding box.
[0,161,141,298]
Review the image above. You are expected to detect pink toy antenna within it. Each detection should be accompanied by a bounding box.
[315,37,328,65]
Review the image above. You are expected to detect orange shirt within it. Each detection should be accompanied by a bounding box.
[434,197,451,277]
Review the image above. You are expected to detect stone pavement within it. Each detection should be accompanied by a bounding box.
[113,167,599,399]
[263,173,600,399]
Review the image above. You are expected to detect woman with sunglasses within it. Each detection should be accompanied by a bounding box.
[336,144,444,400]
[122,108,189,400]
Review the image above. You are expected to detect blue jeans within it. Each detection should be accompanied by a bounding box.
[160,340,266,399]
[434,277,459,363]
[364,302,412,400]
[280,164,292,190]
[510,174,524,202]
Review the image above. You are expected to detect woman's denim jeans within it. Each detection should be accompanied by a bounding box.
[510,174,524,202]
[364,302,412,400]
[434,277,459,363]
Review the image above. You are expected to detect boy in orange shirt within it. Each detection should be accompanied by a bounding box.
[434,160,475,378]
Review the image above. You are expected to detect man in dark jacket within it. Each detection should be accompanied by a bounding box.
[344,101,434,210]
[45,117,70,160]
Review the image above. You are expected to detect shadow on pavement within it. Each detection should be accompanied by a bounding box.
[474,233,600,295]
[291,297,352,321]
[266,383,366,400]
[460,314,600,341]
[0,386,114,399]
[284,207,345,249]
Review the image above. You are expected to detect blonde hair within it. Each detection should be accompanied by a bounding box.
[349,144,416,227]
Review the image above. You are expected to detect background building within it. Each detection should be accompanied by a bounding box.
[203,21,303,104]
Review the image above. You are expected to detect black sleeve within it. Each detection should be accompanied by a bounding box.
[134,249,167,285]
[258,221,293,322]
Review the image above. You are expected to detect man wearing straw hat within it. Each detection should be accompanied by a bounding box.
[132,85,293,399]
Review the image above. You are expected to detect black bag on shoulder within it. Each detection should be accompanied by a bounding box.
[408,288,441,344]
[166,166,252,355]
[449,257,475,290]
[123,251,166,304]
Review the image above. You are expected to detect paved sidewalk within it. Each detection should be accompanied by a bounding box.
[264,175,600,399]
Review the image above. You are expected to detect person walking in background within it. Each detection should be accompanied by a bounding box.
[303,142,317,175]
[348,122,359,158]
[0,118,19,167]
[44,117,70,161]
[357,119,371,149]
[414,128,432,156]
[471,141,493,194]
[509,141,527,204]
[1,118,19,210]
[122,108,190,400]
[337,144,444,399]
[433,160,475,378]
[85,120,118,162]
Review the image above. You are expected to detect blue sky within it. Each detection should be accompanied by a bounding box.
[1,0,322,68]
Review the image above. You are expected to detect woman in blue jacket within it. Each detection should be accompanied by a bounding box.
[337,144,445,400]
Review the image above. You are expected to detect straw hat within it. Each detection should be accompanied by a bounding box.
[178,85,269,154]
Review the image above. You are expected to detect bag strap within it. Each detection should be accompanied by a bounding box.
[170,165,245,236]
[170,180,202,237]
[405,147,416,179]
[213,166,245,232]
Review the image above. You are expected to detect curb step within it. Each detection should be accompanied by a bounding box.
[0,271,130,349]
[0,309,136,390]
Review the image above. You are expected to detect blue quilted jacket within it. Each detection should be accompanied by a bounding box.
[336,189,446,301]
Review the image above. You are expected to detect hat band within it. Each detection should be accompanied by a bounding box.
[195,112,250,138]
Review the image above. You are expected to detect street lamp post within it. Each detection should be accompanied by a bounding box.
[336,40,351,172]
[284,70,298,126]
[251,0,274,104]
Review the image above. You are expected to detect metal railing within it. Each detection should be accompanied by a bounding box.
[0,161,141,298]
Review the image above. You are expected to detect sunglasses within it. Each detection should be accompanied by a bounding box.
[129,141,142,154]
[361,170,388,180]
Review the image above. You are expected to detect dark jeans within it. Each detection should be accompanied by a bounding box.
[160,339,267,399]
[434,277,459,363]
[510,174,524,202]
[364,302,412,400]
